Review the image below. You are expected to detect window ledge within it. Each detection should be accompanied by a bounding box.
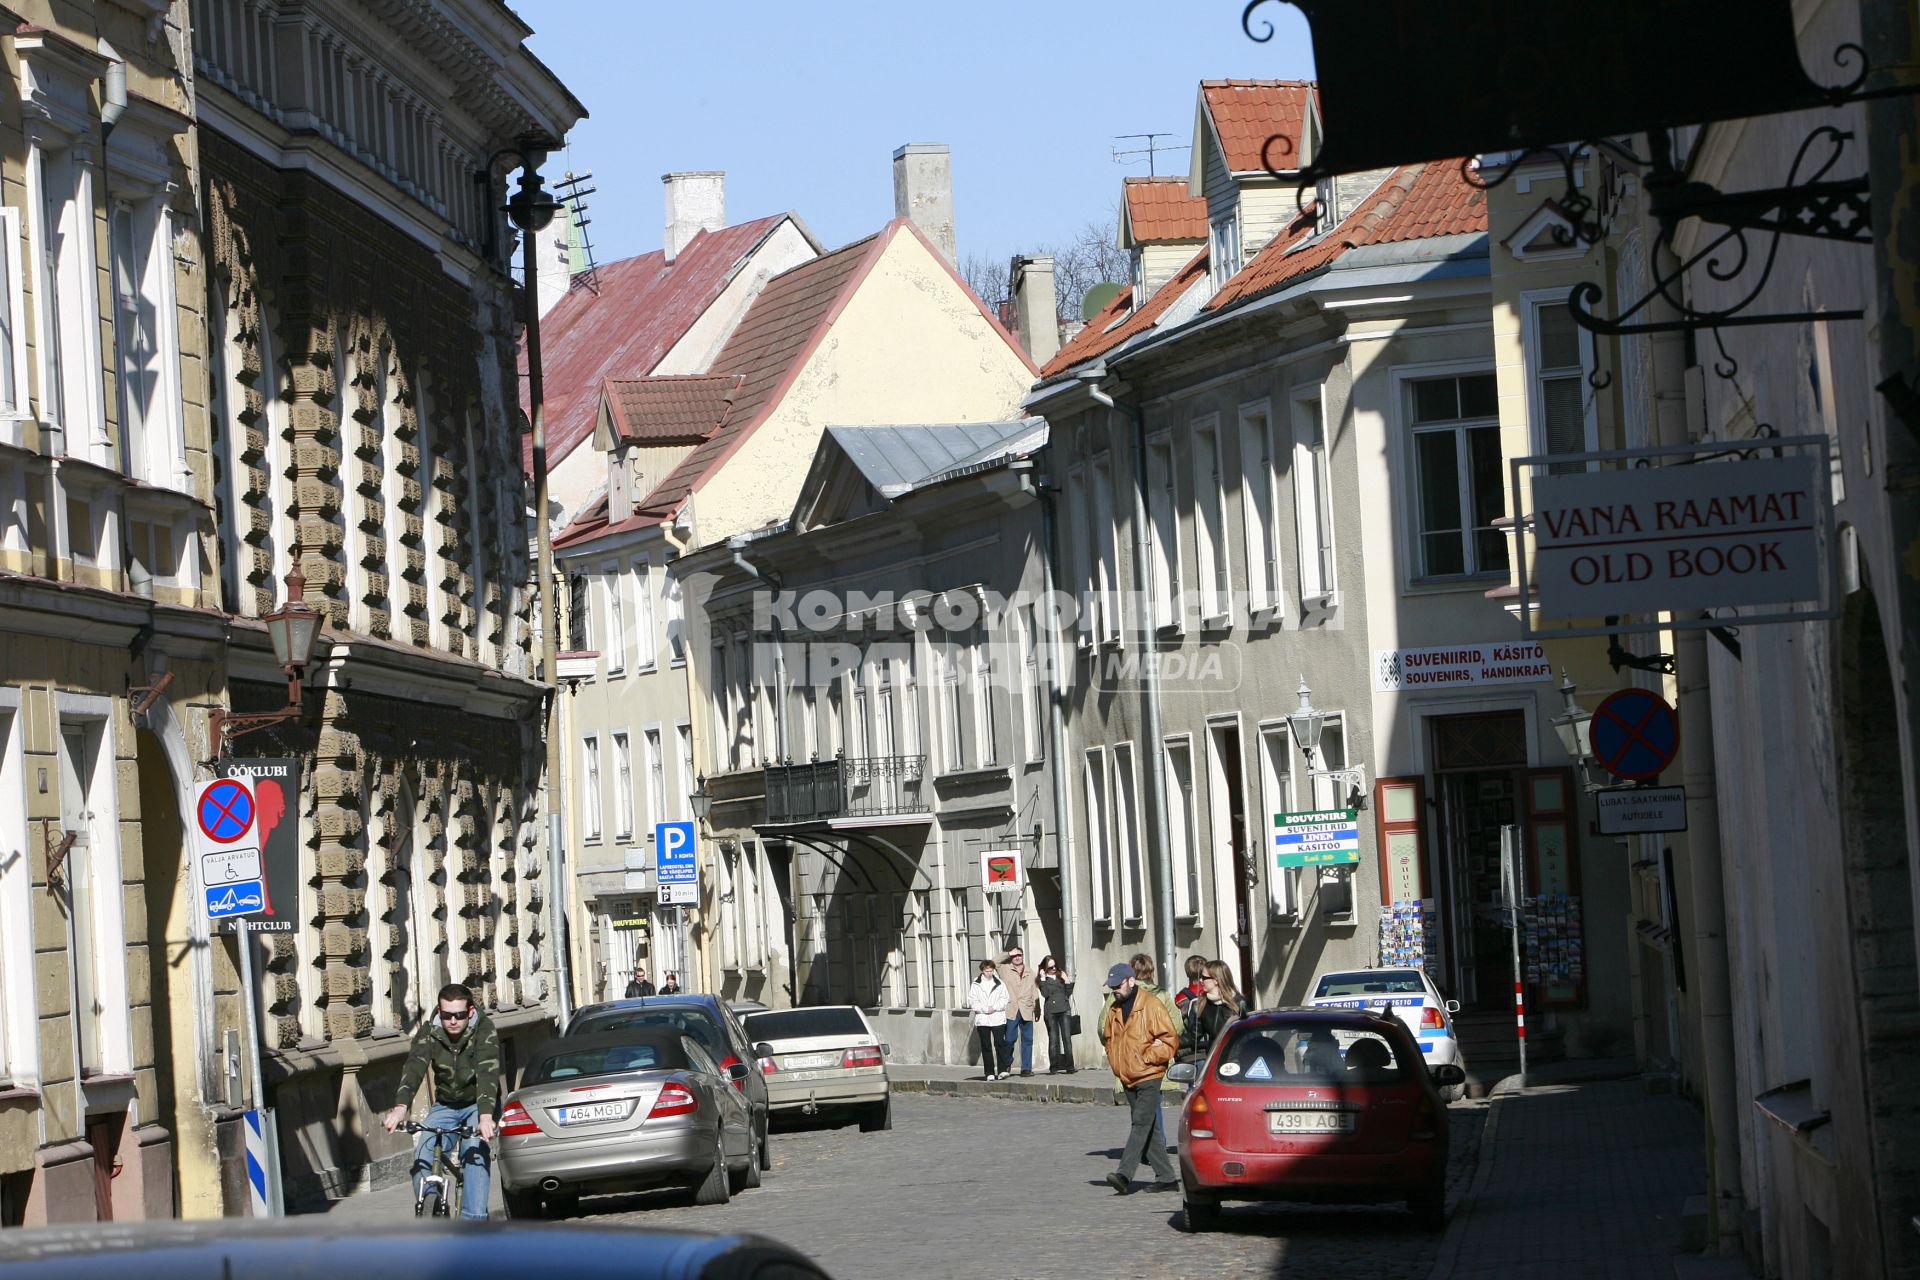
[1403,576,1508,597]
[933,764,1012,788]
[0,1084,40,1103]
[1198,615,1234,635]
[1301,590,1339,612]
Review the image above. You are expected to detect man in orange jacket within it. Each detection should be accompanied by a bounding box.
[1100,962,1180,1193]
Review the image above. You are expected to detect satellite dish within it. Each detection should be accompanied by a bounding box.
[1081,282,1125,321]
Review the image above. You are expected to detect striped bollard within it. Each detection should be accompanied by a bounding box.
[244,1109,270,1217]
[1514,980,1529,1086]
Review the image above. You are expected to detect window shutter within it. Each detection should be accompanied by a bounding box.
[1373,776,1428,907]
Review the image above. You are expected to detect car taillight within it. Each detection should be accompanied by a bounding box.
[1421,1005,1445,1029]
[758,1055,778,1075]
[648,1083,699,1119]
[499,1101,538,1137]
[1187,1090,1214,1140]
[1412,1092,1438,1140]
[842,1046,885,1068]
[719,1054,748,1092]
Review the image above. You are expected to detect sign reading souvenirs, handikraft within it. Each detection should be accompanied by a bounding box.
[1274,810,1361,868]
[1373,642,1553,693]
[1530,453,1823,619]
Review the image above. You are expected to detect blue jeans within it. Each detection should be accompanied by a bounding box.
[412,1102,489,1219]
[1003,1015,1034,1072]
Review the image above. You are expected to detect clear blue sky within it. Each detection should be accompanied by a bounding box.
[517,1,1315,274]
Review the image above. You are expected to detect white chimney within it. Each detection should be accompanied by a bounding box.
[893,143,955,267]
[533,205,573,319]
[1010,254,1059,366]
[663,171,725,264]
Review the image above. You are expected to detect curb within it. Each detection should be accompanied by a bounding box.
[1425,1094,1506,1280]
[891,1076,1118,1105]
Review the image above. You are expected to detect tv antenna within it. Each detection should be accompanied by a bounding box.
[554,170,601,293]
[1112,132,1190,178]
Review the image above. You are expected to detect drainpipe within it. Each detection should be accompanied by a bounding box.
[1080,373,1177,987]
[100,57,127,137]
[1012,458,1079,973]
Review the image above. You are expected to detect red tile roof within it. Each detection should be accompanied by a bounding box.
[521,214,792,473]
[1122,177,1208,244]
[1038,247,1208,379]
[1200,79,1318,175]
[603,374,744,444]
[1207,159,1486,311]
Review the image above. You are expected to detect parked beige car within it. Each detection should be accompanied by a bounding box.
[744,1006,892,1132]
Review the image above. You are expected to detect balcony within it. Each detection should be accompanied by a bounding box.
[763,755,929,825]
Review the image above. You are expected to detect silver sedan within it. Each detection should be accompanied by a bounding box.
[498,1026,760,1218]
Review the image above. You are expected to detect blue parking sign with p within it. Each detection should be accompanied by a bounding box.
[656,820,696,884]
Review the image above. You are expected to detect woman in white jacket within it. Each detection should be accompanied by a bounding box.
[968,959,1011,1080]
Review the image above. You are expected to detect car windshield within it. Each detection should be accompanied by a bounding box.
[1216,1022,1408,1085]
[573,1009,726,1058]
[530,1042,671,1083]
[1314,970,1427,998]
[744,1008,868,1042]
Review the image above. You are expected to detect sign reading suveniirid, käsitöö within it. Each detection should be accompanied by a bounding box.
[1274,809,1361,868]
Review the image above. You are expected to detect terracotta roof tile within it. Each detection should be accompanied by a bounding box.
[521,214,791,473]
[603,374,744,444]
[1201,79,1318,175]
[1039,248,1208,379]
[1122,177,1208,244]
[1207,159,1485,311]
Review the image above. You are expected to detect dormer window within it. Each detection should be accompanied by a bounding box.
[1209,214,1241,291]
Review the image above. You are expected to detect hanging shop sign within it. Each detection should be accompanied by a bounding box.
[1515,439,1838,638]
[1594,786,1689,835]
[1264,0,1846,182]
[1274,809,1361,868]
[1373,642,1553,693]
[981,849,1024,896]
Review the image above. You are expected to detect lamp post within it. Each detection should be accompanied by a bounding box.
[209,563,324,754]
[1550,670,1601,789]
[1285,675,1325,769]
[689,779,713,823]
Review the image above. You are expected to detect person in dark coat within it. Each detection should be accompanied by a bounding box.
[623,967,655,998]
[1037,955,1076,1074]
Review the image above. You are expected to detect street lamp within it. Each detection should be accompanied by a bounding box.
[689,778,713,823]
[1286,676,1325,766]
[1550,670,1594,763]
[209,563,324,754]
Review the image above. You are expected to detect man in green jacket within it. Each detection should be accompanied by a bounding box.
[381,983,500,1219]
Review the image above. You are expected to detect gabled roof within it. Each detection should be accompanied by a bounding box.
[1121,177,1208,245]
[1038,247,1208,379]
[521,213,797,473]
[1207,159,1487,312]
[601,374,744,446]
[1196,79,1319,177]
[825,420,1045,497]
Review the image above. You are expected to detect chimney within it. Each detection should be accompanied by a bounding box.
[533,202,573,319]
[893,143,955,267]
[1010,254,1059,366]
[663,171,725,264]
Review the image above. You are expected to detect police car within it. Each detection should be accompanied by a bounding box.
[1304,968,1466,1094]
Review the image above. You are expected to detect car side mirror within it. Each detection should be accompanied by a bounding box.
[727,1062,750,1081]
[1429,1063,1466,1087]
[753,1042,773,1058]
[1166,1062,1197,1083]
[1444,999,1461,1014]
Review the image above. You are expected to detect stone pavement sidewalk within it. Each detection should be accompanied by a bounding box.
[1429,1060,1749,1280]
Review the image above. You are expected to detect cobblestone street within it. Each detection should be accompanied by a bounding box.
[511,1094,1484,1279]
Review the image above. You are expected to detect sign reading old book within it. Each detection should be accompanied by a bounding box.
[1516,439,1837,636]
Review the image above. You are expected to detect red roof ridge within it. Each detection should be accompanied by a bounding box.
[1199,77,1315,88]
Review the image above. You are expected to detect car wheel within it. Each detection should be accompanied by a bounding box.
[693,1132,732,1206]
[1442,1053,1468,1103]
[858,1098,892,1133]
[501,1187,541,1220]
[1409,1183,1447,1231]
[757,1113,773,1171]
[1182,1193,1219,1233]
[731,1122,763,1192]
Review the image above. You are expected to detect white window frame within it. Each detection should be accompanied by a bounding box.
[1292,388,1338,605]
[1394,360,1507,587]
[1090,457,1121,644]
[602,563,626,676]
[0,208,32,435]
[1164,735,1200,922]
[1016,605,1043,763]
[1209,212,1242,291]
[1191,414,1232,625]
[1258,721,1302,919]
[643,724,666,829]
[970,625,997,768]
[939,635,965,772]
[1112,742,1145,925]
[633,559,658,670]
[55,694,131,1077]
[1082,747,1112,925]
[612,731,635,840]
[664,564,687,666]
[0,694,39,1085]
[675,723,695,821]
[1310,714,1349,810]
[32,139,107,459]
[1065,466,1092,645]
[1238,399,1283,616]
[1521,289,1600,472]
[581,735,604,843]
[1144,432,1183,631]
[107,194,188,492]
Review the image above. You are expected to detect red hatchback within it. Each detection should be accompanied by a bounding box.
[1170,1007,1462,1233]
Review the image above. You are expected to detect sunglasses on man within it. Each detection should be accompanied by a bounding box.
[438,1007,471,1023]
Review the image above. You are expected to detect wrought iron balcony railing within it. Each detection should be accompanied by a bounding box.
[763,755,928,824]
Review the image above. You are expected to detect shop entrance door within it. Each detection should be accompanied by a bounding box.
[1430,712,1528,1011]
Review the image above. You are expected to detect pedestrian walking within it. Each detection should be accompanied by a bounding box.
[1100,963,1179,1195]
[659,972,680,995]
[1180,960,1246,1066]
[1037,955,1076,1074]
[624,967,654,998]
[968,959,1011,1080]
[1172,954,1208,1013]
[998,945,1041,1077]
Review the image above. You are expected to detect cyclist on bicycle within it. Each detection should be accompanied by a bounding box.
[381,983,500,1220]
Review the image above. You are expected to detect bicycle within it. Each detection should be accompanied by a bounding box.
[404,1119,477,1219]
